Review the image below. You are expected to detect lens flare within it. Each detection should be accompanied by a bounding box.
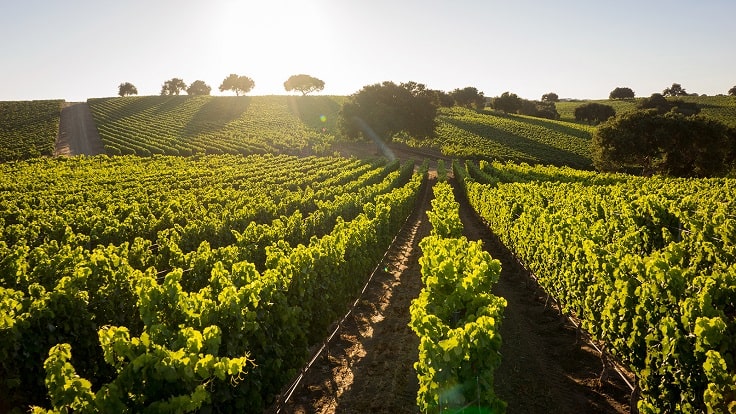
[319,115,327,123]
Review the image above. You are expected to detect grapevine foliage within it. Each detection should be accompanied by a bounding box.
[461,160,736,413]
[0,155,422,413]
[410,181,507,413]
[0,100,62,161]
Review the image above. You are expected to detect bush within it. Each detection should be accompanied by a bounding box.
[593,110,736,177]
[574,102,616,124]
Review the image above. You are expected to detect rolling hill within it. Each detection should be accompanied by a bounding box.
[0,100,62,161]
[1,95,734,167]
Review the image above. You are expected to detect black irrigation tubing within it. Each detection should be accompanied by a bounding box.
[459,183,640,398]
[270,175,430,414]
[504,244,638,395]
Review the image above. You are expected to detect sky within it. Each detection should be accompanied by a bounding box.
[1,0,735,102]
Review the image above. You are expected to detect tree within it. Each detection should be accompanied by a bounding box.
[160,78,187,95]
[186,80,211,96]
[638,93,700,116]
[340,81,438,141]
[663,83,688,97]
[432,90,455,107]
[593,110,736,177]
[118,82,138,97]
[450,87,486,109]
[541,92,559,102]
[491,92,523,113]
[520,100,559,120]
[283,74,325,95]
[219,74,255,96]
[609,87,635,100]
[729,86,736,96]
[574,102,616,124]
[402,82,454,107]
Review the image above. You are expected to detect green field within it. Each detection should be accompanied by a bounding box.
[421,106,595,168]
[557,95,736,127]
[0,154,421,412]
[1,92,735,412]
[2,95,733,168]
[88,95,345,156]
[0,100,62,161]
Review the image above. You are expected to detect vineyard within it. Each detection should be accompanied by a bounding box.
[0,100,62,161]
[556,95,736,127]
[410,177,506,412]
[1,95,734,166]
[417,106,595,168]
[458,160,736,413]
[87,95,345,157]
[0,154,424,412]
[0,91,735,413]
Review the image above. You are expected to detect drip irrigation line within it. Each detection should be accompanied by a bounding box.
[270,175,431,414]
[507,245,637,394]
[459,181,639,399]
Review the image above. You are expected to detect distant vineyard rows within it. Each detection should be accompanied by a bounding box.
[0,100,62,161]
[87,95,345,157]
[556,95,736,128]
[428,106,595,168]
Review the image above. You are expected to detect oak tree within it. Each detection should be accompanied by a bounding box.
[609,87,635,100]
[593,110,735,177]
[219,74,255,96]
[118,82,138,97]
[574,102,616,124]
[283,74,325,95]
[160,78,187,95]
[186,80,212,96]
[340,81,438,141]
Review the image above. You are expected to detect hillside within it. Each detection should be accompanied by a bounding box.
[1,95,734,168]
[419,106,595,168]
[87,95,346,156]
[0,100,63,161]
[556,95,736,127]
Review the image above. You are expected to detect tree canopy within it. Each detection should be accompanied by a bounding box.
[160,78,187,95]
[729,85,736,96]
[489,92,558,119]
[187,80,211,96]
[450,87,486,109]
[219,74,255,96]
[662,83,689,97]
[541,92,559,102]
[340,81,438,141]
[118,82,138,97]
[491,92,523,113]
[609,87,635,100]
[638,93,700,116]
[520,100,559,120]
[283,74,325,95]
[593,110,735,177]
[574,102,616,125]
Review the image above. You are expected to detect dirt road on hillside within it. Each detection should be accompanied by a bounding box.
[55,102,104,156]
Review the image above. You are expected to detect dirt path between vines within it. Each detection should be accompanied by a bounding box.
[276,172,435,414]
[273,158,632,413]
[453,180,632,413]
[55,102,105,156]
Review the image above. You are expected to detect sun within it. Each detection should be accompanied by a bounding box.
[209,1,333,94]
